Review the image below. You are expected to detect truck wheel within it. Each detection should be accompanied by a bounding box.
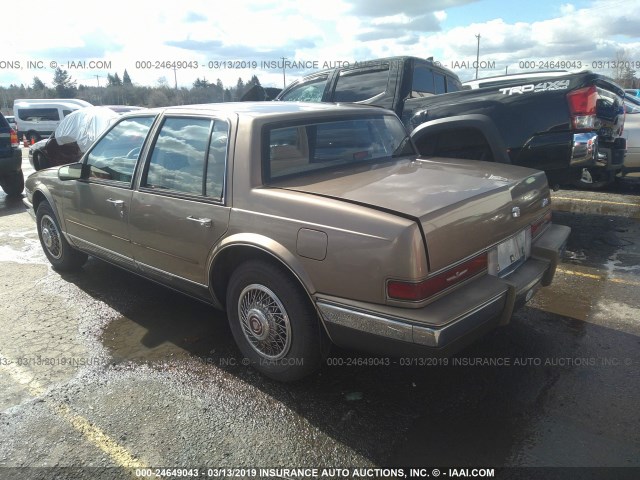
[27,131,40,143]
[226,260,325,382]
[0,172,24,197]
[574,168,613,190]
[36,203,87,270]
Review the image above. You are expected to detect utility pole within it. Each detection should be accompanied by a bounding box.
[281,56,287,88]
[475,34,481,80]
[173,66,178,90]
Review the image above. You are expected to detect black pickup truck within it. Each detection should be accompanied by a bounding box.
[275,57,627,189]
[0,113,24,197]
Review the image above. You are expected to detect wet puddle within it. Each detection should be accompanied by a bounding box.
[100,294,234,367]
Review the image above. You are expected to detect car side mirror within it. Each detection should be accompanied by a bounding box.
[58,163,83,181]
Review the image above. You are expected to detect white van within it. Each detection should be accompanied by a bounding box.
[13,98,92,142]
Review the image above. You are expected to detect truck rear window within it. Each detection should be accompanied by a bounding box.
[264,115,414,181]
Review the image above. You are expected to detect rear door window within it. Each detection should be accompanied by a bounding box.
[143,117,229,200]
[446,76,461,92]
[412,65,435,96]
[333,66,390,102]
[433,73,446,94]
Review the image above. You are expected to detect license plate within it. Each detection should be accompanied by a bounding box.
[494,230,527,277]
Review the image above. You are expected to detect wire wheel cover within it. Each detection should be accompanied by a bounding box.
[238,284,292,360]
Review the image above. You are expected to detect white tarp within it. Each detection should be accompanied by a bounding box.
[55,106,119,152]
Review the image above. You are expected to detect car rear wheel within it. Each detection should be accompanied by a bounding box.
[0,172,24,197]
[33,152,49,171]
[226,260,325,382]
[36,203,87,270]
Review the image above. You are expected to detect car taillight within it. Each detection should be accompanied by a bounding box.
[10,128,19,148]
[531,211,552,239]
[567,86,597,130]
[388,253,488,302]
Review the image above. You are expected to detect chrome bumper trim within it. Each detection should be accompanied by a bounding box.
[570,132,598,166]
[317,292,505,348]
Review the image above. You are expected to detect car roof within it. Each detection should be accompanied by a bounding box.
[124,101,392,119]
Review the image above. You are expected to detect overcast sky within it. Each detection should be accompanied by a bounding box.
[2,0,639,89]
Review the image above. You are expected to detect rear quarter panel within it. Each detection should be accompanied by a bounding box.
[226,115,427,305]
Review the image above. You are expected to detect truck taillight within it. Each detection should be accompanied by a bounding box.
[10,128,19,148]
[388,253,488,302]
[567,86,597,130]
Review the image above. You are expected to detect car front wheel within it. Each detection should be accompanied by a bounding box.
[36,203,87,270]
[226,260,325,382]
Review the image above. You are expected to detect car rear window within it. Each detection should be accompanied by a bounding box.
[264,115,414,181]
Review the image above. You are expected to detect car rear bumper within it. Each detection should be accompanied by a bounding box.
[317,224,570,357]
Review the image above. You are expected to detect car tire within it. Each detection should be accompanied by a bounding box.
[226,260,325,382]
[27,131,40,143]
[574,168,614,190]
[34,152,49,171]
[0,172,24,197]
[36,203,87,271]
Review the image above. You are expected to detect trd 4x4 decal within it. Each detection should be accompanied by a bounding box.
[499,80,570,95]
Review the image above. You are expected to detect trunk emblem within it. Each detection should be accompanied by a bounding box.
[542,197,550,208]
[512,206,521,218]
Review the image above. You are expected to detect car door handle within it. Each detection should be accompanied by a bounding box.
[106,198,125,208]
[187,216,212,227]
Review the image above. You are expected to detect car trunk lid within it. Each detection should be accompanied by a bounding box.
[273,157,550,271]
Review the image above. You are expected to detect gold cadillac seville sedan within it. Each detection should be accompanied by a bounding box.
[24,102,570,381]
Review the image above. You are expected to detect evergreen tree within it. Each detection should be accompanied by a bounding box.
[32,77,45,91]
[193,78,211,88]
[52,68,76,98]
[235,77,245,99]
[248,75,261,87]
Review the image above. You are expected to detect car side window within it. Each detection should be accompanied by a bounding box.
[84,116,155,184]
[333,66,389,102]
[433,73,446,94]
[279,75,329,102]
[143,117,228,199]
[412,65,435,97]
[446,76,461,93]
